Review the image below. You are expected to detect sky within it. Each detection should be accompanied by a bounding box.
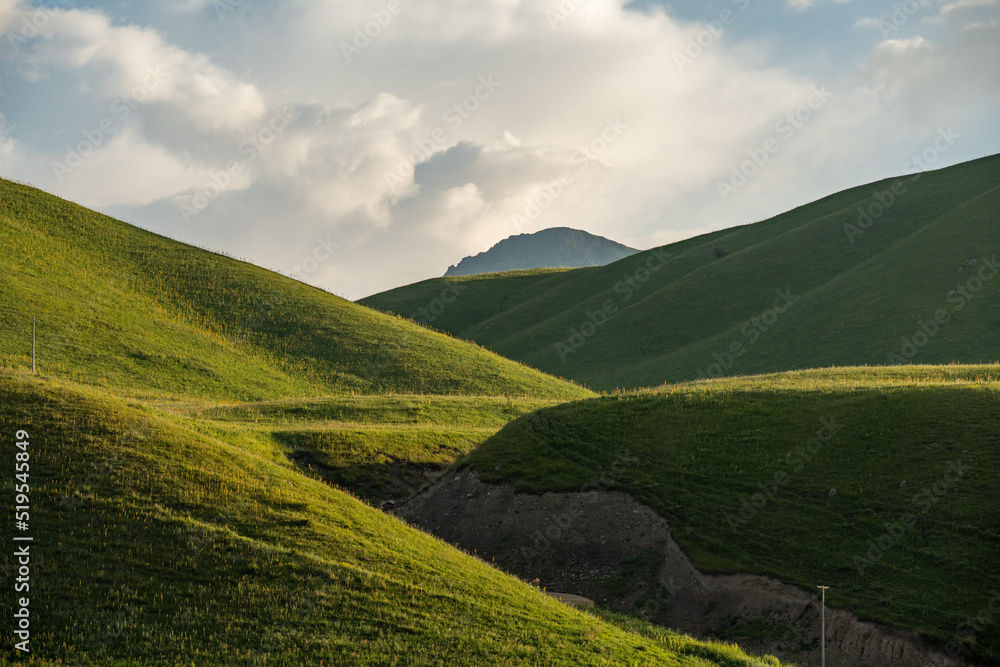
[0,0,997,299]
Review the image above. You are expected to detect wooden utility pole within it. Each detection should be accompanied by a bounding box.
[32,317,36,374]
[818,585,830,667]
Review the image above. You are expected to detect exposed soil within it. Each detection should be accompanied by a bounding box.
[396,469,983,667]
[286,449,446,508]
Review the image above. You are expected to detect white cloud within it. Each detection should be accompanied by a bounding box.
[15,7,266,133]
[786,0,851,9]
[858,20,1000,123]
[1,2,276,202]
[129,0,884,297]
[853,16,882,29]
[938,0,999,19]
[1,0,998,299]
[57,126,214,207]
[0,116,24,177]
[0,0,21,35]
[168,0,216,12]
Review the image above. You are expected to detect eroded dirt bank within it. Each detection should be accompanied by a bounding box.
[397,469,980,667]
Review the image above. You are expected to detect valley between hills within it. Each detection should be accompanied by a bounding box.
[2,154,999,666]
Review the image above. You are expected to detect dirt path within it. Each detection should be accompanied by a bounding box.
[396,469,981,667]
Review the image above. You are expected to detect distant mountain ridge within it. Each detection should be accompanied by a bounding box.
[444,227,638,276]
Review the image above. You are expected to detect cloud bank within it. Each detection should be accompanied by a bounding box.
[1,0,997,298]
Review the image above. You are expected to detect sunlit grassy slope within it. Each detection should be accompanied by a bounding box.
[461,364,1000,663]
[0,370,795,666]
[363,154,1000,391]
[0,178,590,401]
[0,179,797,664]
[178,394,567,505]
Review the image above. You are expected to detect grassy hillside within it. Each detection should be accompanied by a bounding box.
[0,177,799,664]
[0,178,591,401]
[363,154,1000,391]
[179,394,567,506]
[361,268,580,333]
[0,369,795,666]
[460,364,1000,663]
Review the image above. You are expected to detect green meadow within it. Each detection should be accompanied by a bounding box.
[5,155,998,664]
[0,178,795,665]
[462,365,1000,663]
[0,369,797,666]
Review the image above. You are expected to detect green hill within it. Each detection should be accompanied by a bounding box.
[0,178,591,401]
[359,268,581,333]
[455,365,1000,664]
[0,179,796,664]
[0,369,795,666]
[444,227,638,277]
[191,393,568,506]
[363,154,1000,391]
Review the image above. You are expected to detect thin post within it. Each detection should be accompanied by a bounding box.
[818,585,830,667]
[32,317,36,374]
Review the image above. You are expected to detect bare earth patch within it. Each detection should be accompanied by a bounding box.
[397,469,976,667]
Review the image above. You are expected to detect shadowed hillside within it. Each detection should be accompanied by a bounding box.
[439,365,1000,664]
[365,154,1000,391]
